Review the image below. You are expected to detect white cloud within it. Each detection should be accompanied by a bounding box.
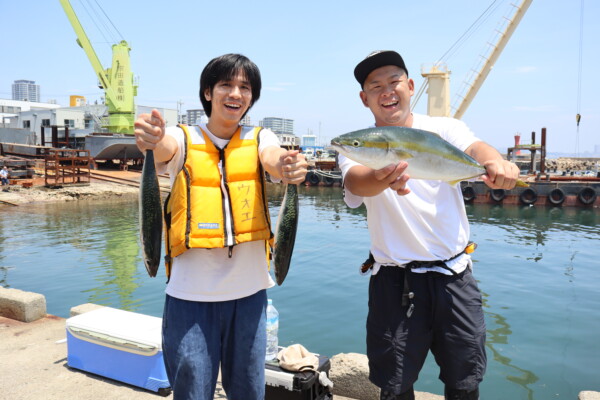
[264,87,286,92]
[264,82,296,92]
[513,104,557,112]
[514,66,537,74]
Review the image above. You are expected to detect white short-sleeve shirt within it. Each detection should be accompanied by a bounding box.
[339,114,480,275]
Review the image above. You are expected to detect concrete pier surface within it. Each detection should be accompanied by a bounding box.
[0,314,171,400]
[0,313,354,400]
[0,311,445,400]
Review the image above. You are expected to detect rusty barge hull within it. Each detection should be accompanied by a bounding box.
[461,180,600,207]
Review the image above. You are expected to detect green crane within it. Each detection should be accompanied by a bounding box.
[59,0,137,135]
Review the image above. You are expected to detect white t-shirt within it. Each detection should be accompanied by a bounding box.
[339,114,480,275]
[157,123,278,301]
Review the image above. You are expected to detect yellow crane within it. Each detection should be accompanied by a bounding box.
[59,0,137,135]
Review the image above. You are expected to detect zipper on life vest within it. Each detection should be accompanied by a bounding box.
[218,147,236,248]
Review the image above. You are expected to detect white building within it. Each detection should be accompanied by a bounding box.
[0,98,176,146]
[260,117,294,135]
[187,109,207,125]
[12,80,40,102]
[136,106,178,128]
[1,99,61,128]
[302,134,317,147]
[276,133,300,148]
[240,114,251,126]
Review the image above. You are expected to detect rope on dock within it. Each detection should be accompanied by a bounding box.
[313,170,342,179]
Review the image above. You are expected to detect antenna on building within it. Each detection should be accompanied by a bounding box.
[177,100,184,123]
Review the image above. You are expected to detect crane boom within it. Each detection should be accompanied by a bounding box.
[452,0,532,119]
[59,0,137,134]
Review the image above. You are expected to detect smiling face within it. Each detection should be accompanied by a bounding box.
[204,70,252,136]
[359,65,414,127]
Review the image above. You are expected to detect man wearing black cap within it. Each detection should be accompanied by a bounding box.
[338,51,520,400]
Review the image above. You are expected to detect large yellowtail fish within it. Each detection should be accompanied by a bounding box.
[331,126,528,187]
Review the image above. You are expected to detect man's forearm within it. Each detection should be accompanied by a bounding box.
[466,141,504,165]
[344,166,389,197]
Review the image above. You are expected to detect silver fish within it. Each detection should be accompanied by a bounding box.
[331,126,528,186]
[272,184,299,285]
[139,150,163,277]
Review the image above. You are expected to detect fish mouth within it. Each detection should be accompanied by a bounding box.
[330,140,345,153]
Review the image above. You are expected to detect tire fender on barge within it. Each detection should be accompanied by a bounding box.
[519,188,538,205]
[490,189,506,202]
[462,185,475,202]
[548,188,566,206]
[306,171,320,186]
[577,187,597,205]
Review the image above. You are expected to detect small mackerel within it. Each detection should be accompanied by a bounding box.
[272,184,299,285]
[139,150,163,277]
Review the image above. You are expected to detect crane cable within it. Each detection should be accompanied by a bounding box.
[77,0,123,45]
[575,0,584,156]
[412,0,502,110]
[437,0,501,65]
[92,0,125,41]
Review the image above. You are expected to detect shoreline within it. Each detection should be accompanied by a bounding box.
[0,180,140,206]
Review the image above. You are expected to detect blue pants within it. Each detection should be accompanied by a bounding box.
[162,290,267,400]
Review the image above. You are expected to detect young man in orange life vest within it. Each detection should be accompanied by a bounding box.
[134,53,307,400]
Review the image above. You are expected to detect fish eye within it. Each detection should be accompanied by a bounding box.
[352,140,360,147]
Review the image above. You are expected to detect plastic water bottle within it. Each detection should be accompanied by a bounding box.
[265,299,279,361]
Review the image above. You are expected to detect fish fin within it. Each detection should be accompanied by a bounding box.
[447,179,462,186]
[393,149,413,159]
[515,179,530,188]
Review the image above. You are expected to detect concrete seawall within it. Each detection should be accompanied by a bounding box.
[1,288,597,400]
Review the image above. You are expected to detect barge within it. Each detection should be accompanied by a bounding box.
[303,159,342,187]
[461,178,599,207]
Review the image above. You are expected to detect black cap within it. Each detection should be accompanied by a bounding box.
[354,50,408,87]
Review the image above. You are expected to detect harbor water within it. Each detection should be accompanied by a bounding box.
[1,184,599,399]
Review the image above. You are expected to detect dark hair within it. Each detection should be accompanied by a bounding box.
[199,53,262,118]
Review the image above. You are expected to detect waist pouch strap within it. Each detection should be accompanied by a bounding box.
[401,246,473,318]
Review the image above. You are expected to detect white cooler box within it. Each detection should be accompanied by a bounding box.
[66,307,171,395]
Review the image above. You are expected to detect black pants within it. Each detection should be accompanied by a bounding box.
[367,266,486,394]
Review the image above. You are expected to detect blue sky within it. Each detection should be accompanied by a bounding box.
[1,0,598,155]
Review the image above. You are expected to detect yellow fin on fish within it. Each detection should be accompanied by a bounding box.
[516,179,529,188]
